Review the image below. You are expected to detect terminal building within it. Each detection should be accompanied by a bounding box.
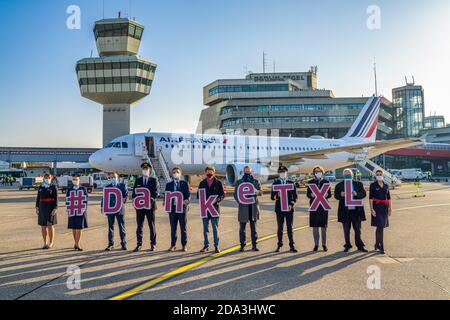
[198,69,394,140]
[76,17,157,146]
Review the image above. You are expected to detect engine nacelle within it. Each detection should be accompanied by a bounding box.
[226,163,270,185]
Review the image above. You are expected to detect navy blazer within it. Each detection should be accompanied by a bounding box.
[164,179,191,214]
[271,179,298,214]
[132,176,160,212]
[334,180,367,223]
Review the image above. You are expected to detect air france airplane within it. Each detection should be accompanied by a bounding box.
[89,97,422,184]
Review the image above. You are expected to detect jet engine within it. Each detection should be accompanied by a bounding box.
[225,163,271,185]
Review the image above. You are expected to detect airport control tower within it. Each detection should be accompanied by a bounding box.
[76,17,156,146]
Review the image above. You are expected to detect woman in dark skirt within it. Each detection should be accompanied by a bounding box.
[369,170,392,254]
[66,175,89,251]
[35,173,58,249]
[306,166,332,252]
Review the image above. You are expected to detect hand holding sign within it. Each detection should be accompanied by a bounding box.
[236,182,257,205]
[132,187,153,210]
[308,183,331,212]
[273,184,295,212]
[198,188,220,218]
[102,187,124,215]
[66,190,87,217]
[344,180,363,207]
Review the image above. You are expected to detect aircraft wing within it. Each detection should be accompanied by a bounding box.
[267,138,423,164]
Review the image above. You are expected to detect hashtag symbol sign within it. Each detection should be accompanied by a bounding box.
[66,190,87,217]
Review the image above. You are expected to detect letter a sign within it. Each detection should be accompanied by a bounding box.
[133,187,153,210]
[308,183,331,211]
[344,180,363,207]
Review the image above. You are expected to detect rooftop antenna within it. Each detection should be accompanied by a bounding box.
[102,0,105,19]
[90,49,93,58]
[118,11,122,18]
[273,59,276,73]
[373,58,378,96]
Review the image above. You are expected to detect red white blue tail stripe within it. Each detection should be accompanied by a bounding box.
[344,96,381,141]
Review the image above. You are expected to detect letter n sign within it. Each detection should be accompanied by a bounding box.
[345,180,363,207]
[236,182,256,205]
[198,188,220,218]
[102,187,124,214]
[66,190,87,217]
[308,183,331,211]
[164,191,184,213]
[133,187,152,210]
[273,184,295,212]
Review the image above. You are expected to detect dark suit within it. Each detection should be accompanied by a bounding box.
[271,179,298,248]
[132,176,160,246]
[103,183,128,246]
[334,180,367,249]
[165,179,190,247]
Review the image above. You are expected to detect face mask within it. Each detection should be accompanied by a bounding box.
[173,173,181,180]
[376,176,384,182]
[243,173,252,179]
[206,173,214,179]
[43,179,51,185]
[142,170,150,177]
[111,178,118,185]
[315,172,323,179]
[279,172,287,179]
[343,174,353,180]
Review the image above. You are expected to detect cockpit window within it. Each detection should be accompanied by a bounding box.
[105,143,114,148]
[113,142,121,148]
[121,142,128,148]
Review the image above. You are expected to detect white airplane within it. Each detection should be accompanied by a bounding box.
[89,96,422,184]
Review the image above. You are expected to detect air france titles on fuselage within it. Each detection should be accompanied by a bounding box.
[159,136,221,145]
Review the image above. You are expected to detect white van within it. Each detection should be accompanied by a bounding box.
[396,169,426,181]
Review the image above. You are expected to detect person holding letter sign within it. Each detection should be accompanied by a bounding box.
[369,170,392,255]
[102,172,128,251]
[197,166,225,253]
[132,162,160,252]
[66,175,88,251]
[306,166,332,252]
[164,167,190,252]
[233,166,262,252]
[271,166,298,253]
[35,173,58,249]
[334,168,368,253]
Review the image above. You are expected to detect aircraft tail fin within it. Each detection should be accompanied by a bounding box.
[344,96,381,142]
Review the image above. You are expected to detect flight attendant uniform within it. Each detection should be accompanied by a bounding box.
[369,182,391,252]
[271,178,298,251]
[306,178,332,248]
[36,184,58,226]
[66,186,89,230]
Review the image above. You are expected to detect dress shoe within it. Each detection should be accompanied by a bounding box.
[358,248,368,253]
[168,246,176,252]
[181,246,187,252]
[322,245,328,252]
[275,245,282,253]
[42,244,49,250]
[313,245,319,252]
[252,246,259,252]
[150,245,156,251]
[200,246,209,253]
[214,246,220,253]
[133,245,142,252]
[121,244,128,251]
[239,245,245,252]
[105,245,114,251]
[344,247,350,252]
[290,247,298,253]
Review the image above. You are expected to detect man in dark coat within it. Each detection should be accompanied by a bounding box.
[271,166,298,253]
[306,165,332,252]
[334,168,368,252]
[132,163,160,252]
[233,166,262,252]
[165,167,191,252]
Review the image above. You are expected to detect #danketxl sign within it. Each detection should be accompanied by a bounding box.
[308,183,332,211]
[164,191,184,213]
[198,188,220,218]
[66,190,87,217]
[102,187,125,214]
[272,184,295,212]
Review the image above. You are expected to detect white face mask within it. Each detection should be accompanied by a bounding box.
[315,172,323,179]
[43,179,51,185]
[279,172,287,179]
[142,170,150,177]
[173,173,181,180]
[73,180,80,187]
[376,176,384,182]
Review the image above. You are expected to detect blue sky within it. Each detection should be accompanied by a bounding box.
[0,0,449,147]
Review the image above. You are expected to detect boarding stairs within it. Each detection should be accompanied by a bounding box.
[356,158,401,187]
[140,146,171,194]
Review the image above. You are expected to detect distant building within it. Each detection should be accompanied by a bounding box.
[198,69,394,140]
[420,125,450,144]
[76,17,157,146]
[425,115,445,129]
[392,81,425,137]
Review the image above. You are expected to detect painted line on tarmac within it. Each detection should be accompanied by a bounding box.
[108,219,338,300]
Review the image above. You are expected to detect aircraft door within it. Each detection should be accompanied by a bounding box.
[145,136,156,158]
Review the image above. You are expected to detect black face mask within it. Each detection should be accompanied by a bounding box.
[243,173,252,180]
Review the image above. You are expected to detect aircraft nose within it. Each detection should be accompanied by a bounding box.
[89,151,103,169]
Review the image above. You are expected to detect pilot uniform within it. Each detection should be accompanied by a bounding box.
[132,171,160,250]
[66,186,88,230]
[36,184,58,226]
